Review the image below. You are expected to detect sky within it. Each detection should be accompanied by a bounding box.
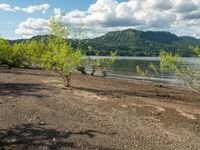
[0,0,200,39]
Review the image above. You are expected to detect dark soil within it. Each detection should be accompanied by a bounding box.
[0,67,200,150]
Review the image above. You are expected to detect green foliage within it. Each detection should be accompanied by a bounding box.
[0,38,27,67]
[136,66,148,77]
[160,50,182,72]
[87,47,117,77]
[153,49,200,93]
[0,38,12,65]
[136,63,159,78]
[193,46,200,56]
[41,16,83,87]
[0,36,50,68]
[136,50,182,90]
[136,63,162,95]
[11,42,27,67]
[97,51,117,77]
[80,29,200,56]
[136,50,183,79]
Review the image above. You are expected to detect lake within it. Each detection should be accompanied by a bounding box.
[86,56,200,86]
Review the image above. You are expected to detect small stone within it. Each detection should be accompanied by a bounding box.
[10,139,16,142]
[120,104,128,108]
[35,116,40,119]
[157,113,162,116]
[38,122,46,125]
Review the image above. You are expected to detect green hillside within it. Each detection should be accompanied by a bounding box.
[84,29,200,56]
[9,29,200,56]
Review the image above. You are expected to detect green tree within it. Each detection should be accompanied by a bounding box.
[0,38,26,67]
[41,16,83,87]
[97,51,117,77]
[136,50,182,95]
[162,47,200,93]
[11,42,27,67]
[87,46,117,77]
[87,46,100,76]
[0,38,12,66]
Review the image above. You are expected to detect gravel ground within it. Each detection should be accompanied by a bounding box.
[0,67,200,150]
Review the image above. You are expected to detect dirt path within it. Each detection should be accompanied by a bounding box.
[0,67,200,150]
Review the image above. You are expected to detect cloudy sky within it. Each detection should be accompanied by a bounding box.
[0,0,200,39]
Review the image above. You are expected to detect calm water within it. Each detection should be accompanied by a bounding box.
[86,57,200,86]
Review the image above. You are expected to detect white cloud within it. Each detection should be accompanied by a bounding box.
[57,0,179,37]
[20,4,49,14]
[14,0,200,38]
[15,18,49,38]
[0,3,50,13]
[0,3,15,12]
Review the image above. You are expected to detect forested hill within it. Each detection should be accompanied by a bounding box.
[9,29,200,56]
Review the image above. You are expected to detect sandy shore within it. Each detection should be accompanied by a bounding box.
[0,67,200,150]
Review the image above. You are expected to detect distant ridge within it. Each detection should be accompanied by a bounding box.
[8,29,200,56]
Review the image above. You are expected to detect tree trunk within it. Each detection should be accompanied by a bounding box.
[66,75,70,87]
[91,67,96,76]
[78,66,87,75]
[101,68,107,77]
[61,73,71,87]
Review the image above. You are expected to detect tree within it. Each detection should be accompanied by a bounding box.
[11,42,27,67]
[86,46,100,76]
[41,16,83,87]
[136,63,162,95]
[0,38,12,66]
[97,51,117,77]
[162,47,200,93]
[136,50,182,95]
[0,38,27,67]
[86,46,117,77]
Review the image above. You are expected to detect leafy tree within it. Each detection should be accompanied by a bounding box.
[136,50,182,95]
[87,46,117,77]
[97,51,117,77]
[11,42,27,67]
[159,51,182,72]
[86,46,100,76]
[74,23,88,75]
[152,49,200,93]
[136,62,162,95]
[0,38,26,67]
[0,38,12,66]
[41,16,83,87]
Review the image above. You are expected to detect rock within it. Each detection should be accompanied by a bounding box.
[120,104,128,108]
[38,121,46,125]
[157,112,162,116]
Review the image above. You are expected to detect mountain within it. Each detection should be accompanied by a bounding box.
[9,29,200,56]
[84,29,200,56]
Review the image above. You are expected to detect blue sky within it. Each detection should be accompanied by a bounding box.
[0,0,200,39]
[0,0,98,39]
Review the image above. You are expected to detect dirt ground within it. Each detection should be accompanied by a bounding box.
[0,67,200,150]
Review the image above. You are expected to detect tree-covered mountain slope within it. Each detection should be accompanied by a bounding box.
[9,29,200,56]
